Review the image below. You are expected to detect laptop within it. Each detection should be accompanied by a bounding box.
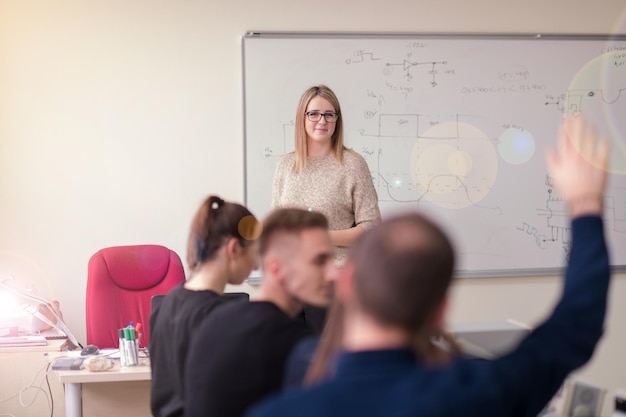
[447,320,531,359]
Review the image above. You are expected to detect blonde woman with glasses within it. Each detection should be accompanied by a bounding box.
[271,85,381,333]
[272,85,381,264]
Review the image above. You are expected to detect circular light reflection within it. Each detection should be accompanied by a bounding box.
[411,121,498,209]
[564,47,626,174]
[498,128,536,165]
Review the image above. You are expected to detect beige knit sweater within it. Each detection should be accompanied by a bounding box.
[271,148,381,262]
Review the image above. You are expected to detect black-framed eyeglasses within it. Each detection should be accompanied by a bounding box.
[305,111,339,123]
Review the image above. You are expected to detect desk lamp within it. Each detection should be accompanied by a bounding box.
[0,275,81,349]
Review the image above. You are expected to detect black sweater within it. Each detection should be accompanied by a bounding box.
[184,301,314,417]
[149,285,225,417]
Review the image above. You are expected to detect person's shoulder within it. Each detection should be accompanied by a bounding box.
[276,152,296,167]
[273,153,296,179]
[341,147,362,159]
[246,374,347,417]
[203,300,284,326]
[213,296,252,314]
[245,386,317,417]
[185,287,222,302]
[187,301,250,351]
[341,148,368,166]
[153,284,188,312]
[169,287,222,310]
[193,297,248,328]
[291,335,320,354]
[252,302,308,325]
[182,291,228,322]
[196,302,311,350]
[283,335,320,389]
[160,283,185,299]
[341,149,373,180]
[246,303,312,339]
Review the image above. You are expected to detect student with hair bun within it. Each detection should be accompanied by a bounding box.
[150,195,261,417]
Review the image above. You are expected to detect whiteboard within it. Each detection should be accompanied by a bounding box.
[242,32,626,276]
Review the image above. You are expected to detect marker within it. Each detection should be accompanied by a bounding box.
[127,328,138,365]
[123,327,136,366]
[118,329,127,367]
[135,323,143,347]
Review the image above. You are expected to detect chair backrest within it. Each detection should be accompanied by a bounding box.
[86,245,185,348]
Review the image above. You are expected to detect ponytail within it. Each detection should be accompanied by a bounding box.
[186,195,259,271]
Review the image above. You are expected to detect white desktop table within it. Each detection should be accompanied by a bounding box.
[55,363,151,417]
[0,339,68,417]
[51,319,527,417]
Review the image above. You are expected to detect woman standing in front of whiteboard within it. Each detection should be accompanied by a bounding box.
[271,85,381,332]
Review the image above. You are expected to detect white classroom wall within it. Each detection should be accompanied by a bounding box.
[1,0,625,395]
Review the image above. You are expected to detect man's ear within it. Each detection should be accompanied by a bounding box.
[264,256,283,283]
[335,261,356,303]
[431,297,448,331]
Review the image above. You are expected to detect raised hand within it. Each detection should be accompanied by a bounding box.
[546,116,609,218]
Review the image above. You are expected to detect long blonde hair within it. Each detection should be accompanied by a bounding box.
[293,85,345,173]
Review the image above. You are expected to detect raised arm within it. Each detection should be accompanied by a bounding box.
[489,116,611,417]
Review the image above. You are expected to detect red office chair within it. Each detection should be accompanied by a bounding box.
[86,245,185,348]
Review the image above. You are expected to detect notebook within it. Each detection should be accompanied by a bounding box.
[0,335,48,348]
[39,328,68,340]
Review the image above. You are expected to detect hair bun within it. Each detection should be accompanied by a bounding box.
[210,196,224,210]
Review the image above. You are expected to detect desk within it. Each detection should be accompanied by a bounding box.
[0,339,68,417]
[55,365,151,417]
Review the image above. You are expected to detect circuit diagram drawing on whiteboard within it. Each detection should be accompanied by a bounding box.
[243,33,626,276]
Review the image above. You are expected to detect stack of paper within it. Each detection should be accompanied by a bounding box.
[0,335,48,348]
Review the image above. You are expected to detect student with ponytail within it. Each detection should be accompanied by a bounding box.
[150,195,262,417]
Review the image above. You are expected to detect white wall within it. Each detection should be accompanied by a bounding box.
[1,0,625,395]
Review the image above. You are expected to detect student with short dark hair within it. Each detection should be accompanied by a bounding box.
[149,195,261,417]
[184,208,337,417]
[246,116,611,417]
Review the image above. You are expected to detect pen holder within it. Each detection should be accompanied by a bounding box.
[119,327,139,367]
